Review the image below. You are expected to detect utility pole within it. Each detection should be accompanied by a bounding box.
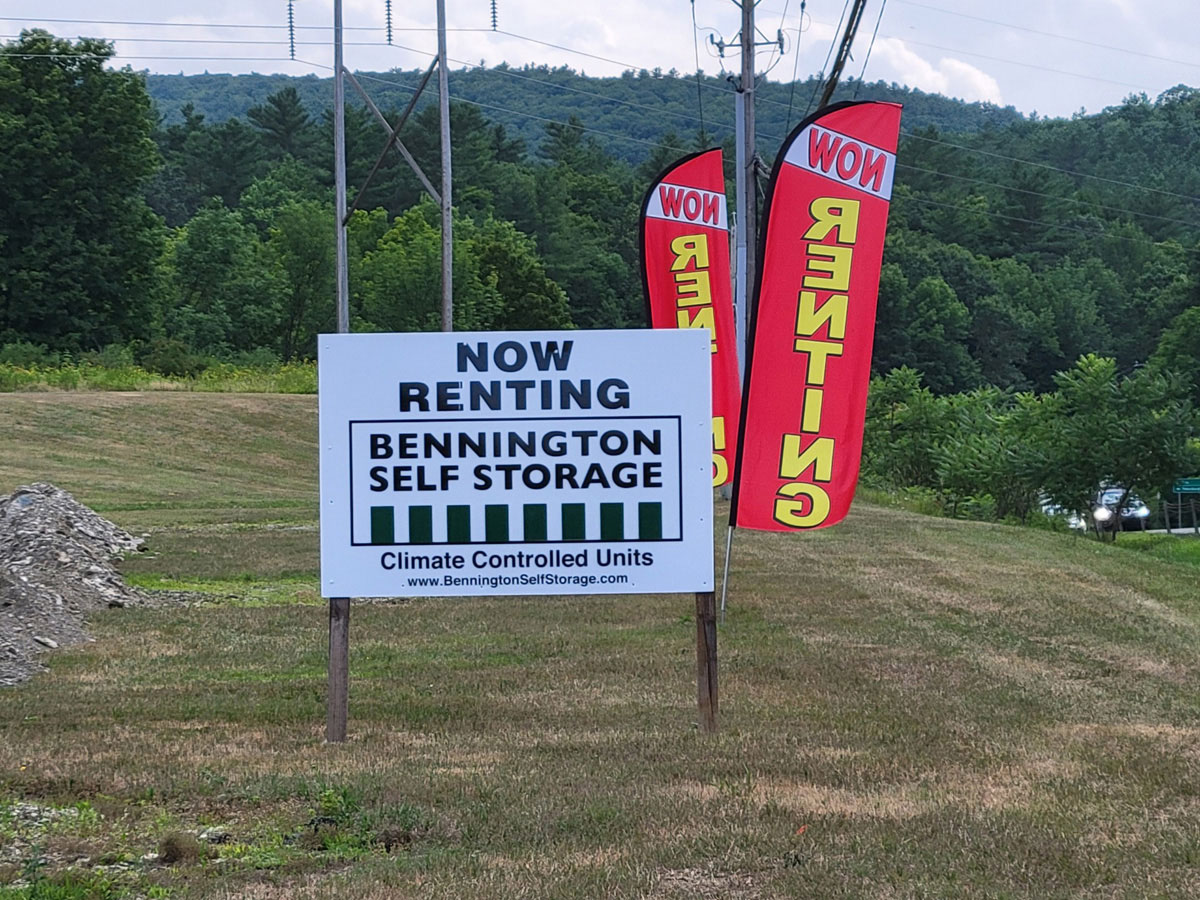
[328,0,350,744]
[437,0,453,332]
[333,0,350,333]
[724,2,778,385]
[734,0,756,387]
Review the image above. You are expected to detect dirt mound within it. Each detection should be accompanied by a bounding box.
[0,483,148,686]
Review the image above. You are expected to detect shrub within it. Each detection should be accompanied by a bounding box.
[0,341,60,367]
[138,339,206,378]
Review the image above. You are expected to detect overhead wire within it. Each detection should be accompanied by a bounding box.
[783,0,806,130]
[8,9,1182,92]
[368,32,1200,235]
[756,3,1166,92]
[689,0,706,137]
[889,0,1200,70]
[877,35,1149,91]
[757,0,790,77]
[492,27,737,96]
[804,0,851,119]
[4,52,301,61]
[9,12,1156,98]
[9,13,1200,208]
[345,56,1200,259]
[895,163,1200,231]
[5,29,1196,265]
[903,195,1200,256]
[897,130,1200,205]
[853,0,886,98]
[383,40,743,140]
[294,57,675,152]
[0,14,481,32]
[0,34,438,47]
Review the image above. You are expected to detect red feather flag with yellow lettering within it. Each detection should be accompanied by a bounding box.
[731,101,902,531]
[640,148,741,488]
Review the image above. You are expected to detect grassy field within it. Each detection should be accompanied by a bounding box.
[2,393,1200,898]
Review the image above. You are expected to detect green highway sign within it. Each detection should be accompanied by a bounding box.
[1174,477,1200,493]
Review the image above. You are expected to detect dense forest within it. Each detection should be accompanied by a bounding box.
[143,66,1026,162]
[4,29,1200,410]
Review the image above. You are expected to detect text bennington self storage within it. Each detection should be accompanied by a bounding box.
[318,330,713,598]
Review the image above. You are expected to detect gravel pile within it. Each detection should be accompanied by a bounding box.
[0,483,149,686]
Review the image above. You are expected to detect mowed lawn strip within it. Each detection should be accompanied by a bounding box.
[1,394,1199,898]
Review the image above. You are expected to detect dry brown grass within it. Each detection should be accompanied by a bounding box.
[2,395,1200,897]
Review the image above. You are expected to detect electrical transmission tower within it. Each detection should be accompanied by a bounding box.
[327,0,455,744]
[330,0,453,335]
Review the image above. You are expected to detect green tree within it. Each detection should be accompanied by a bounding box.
[862,367,952,489]
[164,201,283,355]
[1038,354,1197,539]
[358,202,571,333]
[899,275,979,392]
[0,31,164,350]
[247,86,313,158]
[266,200,335,360]
[933,388,1044,520]
[1149,305,1200,402]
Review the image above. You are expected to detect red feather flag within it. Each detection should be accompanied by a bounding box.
[640,148,741,488]
[731,101,902,532]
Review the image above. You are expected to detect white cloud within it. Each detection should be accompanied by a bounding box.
[871,37,1002,104]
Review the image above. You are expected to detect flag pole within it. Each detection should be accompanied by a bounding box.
[719,524,734,623]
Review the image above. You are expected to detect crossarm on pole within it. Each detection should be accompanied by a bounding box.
[343,60,440,222]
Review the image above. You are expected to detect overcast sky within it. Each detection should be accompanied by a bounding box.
[6,1,1198,118]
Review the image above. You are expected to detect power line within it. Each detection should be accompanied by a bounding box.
[295,58,674,153]
[690,0,706,136]
[895,163,1200,231]
[898,130,1200,206]
[0,15,427,32]
[9,9,1181,95]
[0,34,432,47]
[804,0,850,119]
[4,52,298,62]
[853,0,886,99]
[760,3,1165,93]
[880,35,1150,91]
[12,15,1199,208]
[783,0,806,130]
[890,0,1200,71]
[386,41,742,140]
[492,27,735,96]
[9,22,745,143]
[904,195,1200,256]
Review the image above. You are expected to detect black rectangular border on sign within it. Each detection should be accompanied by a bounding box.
[347,415,686,546]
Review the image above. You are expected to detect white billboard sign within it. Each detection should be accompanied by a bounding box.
[318,330,713,597]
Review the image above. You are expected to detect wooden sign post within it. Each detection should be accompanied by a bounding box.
[326,596,350,743]
[695,590,718,732]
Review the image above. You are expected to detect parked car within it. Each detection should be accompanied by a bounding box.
[1091,487,1151,532]
[1038,496,1086,531]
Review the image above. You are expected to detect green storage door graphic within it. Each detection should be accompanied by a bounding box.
[366,501,665,545]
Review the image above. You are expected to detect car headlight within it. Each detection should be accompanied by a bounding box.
[1093,507,1113,522]
[1135,506,1150,518]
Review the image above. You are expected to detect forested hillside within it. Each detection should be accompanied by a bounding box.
[4,30,1200,402]
[145,67,1025,162]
